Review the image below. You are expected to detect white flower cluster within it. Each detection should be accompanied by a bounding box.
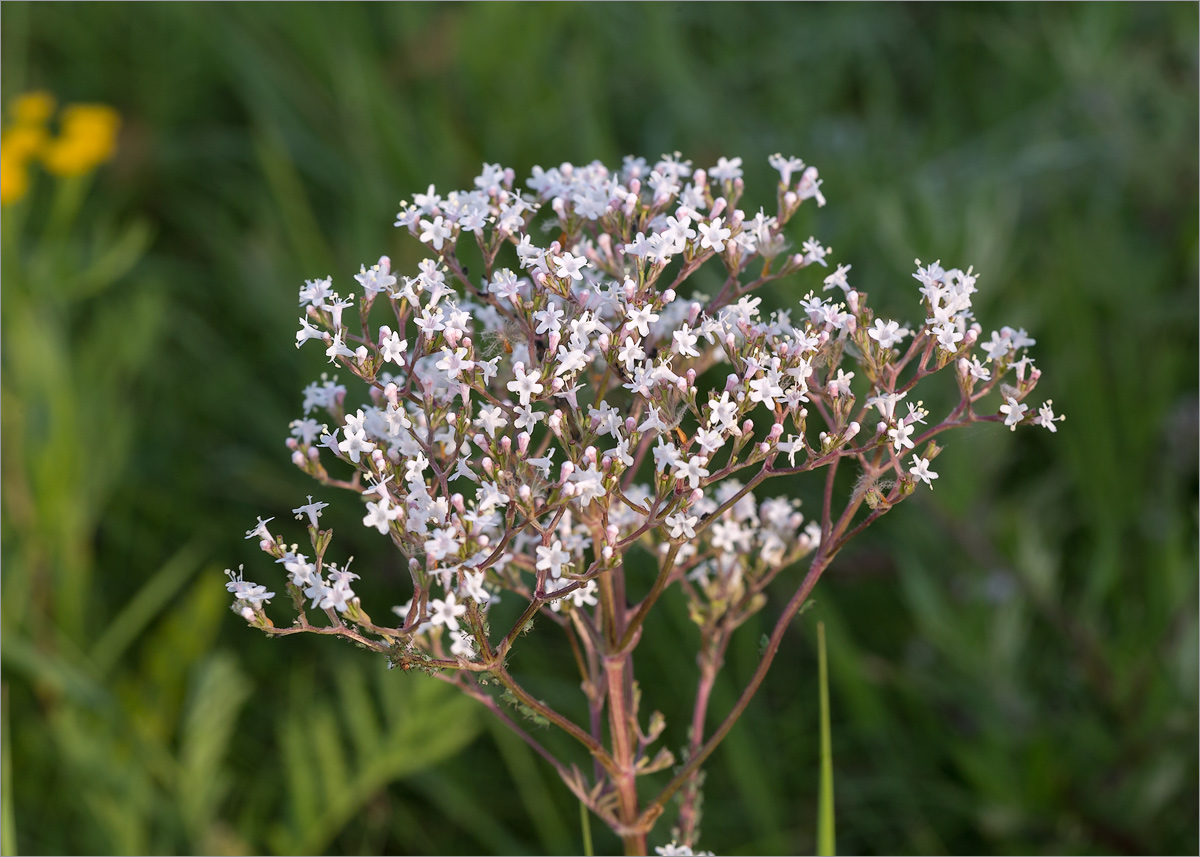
[227,152,1061,654]
[224,152,1062,854]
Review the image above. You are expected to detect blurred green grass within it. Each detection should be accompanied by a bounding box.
[1,3,1196,854]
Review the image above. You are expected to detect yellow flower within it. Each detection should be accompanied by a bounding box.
[1,124,48,161]
[10,91,56,126]
[0,124,47,206]
[40,104,121,177]
[0,151,29,206]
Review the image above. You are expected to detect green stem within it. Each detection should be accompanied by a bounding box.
[817,621,835,857]
[581,799,594,857]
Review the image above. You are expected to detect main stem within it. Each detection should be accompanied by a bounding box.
[606,655,646,855]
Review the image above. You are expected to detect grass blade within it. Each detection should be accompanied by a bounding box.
[818,621,836,857]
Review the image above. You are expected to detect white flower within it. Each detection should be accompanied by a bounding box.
[888,421,915,452]
[429,592,467,631]
[999,396,1028,430]
[552,252,588,281]
[536,540,572,579]
[665,513,698,540]
[292,496,329,528]
[909,456,939,488]
[697,217,731,253]
[507,362,544,405]
[868,319,907,350]
[418,215,453,250]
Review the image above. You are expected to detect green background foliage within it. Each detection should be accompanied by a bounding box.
[2,4,1196,854]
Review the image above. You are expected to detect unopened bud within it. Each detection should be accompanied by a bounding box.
[292,451,305,466]
[500,436,512,454]
[518,485,532,501]
[518,432,531,455]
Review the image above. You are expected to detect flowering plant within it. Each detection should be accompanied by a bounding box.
[229,152,1060,855]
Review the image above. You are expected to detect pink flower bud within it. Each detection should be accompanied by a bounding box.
[606,524,620,544]
[259,539,273,553]
[452,494,465,514]
[845,421,860,440]
[958,358,970,377]
[785,190,798,208]
[602,546,614,560]
[847,290,859,314]
[662,288,676,303]
[519,485,532,501]
[292,451,305,466]
[308,447,320,460]
[629,178,641,196]
[688,302,702,325]
[446,412,457,425]
[758,442,771,454]
[711,197,727,218]
[625,417,637,434]
[500,436,512,454]
[742,419,754,435]
[694,168,708,186]
[518,432,531,455]
[482,457,494,475]
[548,331,561,353]
[286,437,299,450]
[686,368,697,385]
[769,423,784,440]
